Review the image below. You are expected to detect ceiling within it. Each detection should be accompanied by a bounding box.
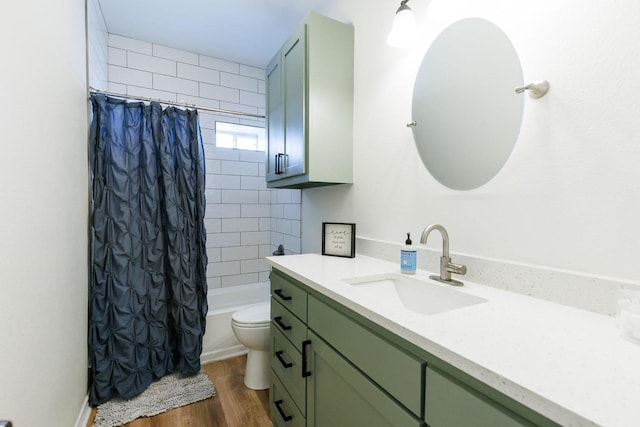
[98,0,335,69]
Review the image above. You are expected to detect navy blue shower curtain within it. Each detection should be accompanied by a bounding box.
[88,94,208,405]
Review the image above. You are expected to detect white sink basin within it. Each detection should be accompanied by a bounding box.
[343,273,486,315]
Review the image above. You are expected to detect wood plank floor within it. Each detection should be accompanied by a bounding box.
[86,355,272,427]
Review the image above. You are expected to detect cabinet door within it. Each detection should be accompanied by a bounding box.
[266,56,284,181]
[306,331,423,427]
[281,24,306,178]
[308,296,423,416]
[425,367,534,427]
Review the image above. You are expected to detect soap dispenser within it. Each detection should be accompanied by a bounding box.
[401,233,417,275]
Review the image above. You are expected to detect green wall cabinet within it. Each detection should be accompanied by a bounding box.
[265,12,354,189]
[269,268,559,427]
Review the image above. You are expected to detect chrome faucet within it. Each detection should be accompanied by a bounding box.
[420,224,467,286]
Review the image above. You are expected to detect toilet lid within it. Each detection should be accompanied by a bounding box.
[232,301,270,326]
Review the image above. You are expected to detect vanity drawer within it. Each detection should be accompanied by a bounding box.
[307,295,423,417]
[271,370,305,427]
[271,269,308,322]
[425,367,533,427]
[272,297,307,351]
[271,328,306,415]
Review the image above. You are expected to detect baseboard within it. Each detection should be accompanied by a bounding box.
[75,394,91,427]
[201,344,247,365]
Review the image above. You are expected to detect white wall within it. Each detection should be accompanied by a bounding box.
[302,0,640,286]
[0,0,88,425]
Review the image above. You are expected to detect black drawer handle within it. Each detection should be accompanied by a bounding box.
[274,316,292,331]
[275,350,293,368]
[274,399,293,422]
[274,289,292,301]
[302,339,312,378]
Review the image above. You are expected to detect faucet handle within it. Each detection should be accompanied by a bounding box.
[446,262,467,276]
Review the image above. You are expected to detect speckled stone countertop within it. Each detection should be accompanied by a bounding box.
[266,253,640,427]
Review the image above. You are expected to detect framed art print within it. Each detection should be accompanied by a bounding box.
[322,222,356,258]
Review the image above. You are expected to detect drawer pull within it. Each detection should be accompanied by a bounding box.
[275,350,293,368]
[274,289,292,301]
[274,316,292,331]
[274,399,293,422]
[302,339,312,378]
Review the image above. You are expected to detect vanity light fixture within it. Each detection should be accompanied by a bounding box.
[387,0,418,48]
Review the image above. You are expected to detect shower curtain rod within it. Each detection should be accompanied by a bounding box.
[89,87,265,119]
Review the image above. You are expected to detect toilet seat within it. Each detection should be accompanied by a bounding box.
[231,302,270,328]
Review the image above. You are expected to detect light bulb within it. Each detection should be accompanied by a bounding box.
[387,3,418,48]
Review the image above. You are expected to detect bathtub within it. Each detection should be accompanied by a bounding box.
[200,282,270,364]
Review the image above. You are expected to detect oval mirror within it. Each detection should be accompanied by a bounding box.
[412,18,524,190]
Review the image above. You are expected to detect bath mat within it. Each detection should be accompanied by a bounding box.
[93,371,215,427]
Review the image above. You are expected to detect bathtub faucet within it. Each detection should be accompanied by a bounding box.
[420,224,466,286]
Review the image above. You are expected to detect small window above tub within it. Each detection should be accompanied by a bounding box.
[215,121,266,152]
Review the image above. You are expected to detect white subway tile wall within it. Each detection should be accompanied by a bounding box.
[105,34,301,291]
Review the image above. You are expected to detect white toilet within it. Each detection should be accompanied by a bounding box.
[231,301,271,390]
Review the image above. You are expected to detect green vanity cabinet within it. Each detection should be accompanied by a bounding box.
[265,12,354,189]
[270,269,423,427]
[269,268,558,427]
